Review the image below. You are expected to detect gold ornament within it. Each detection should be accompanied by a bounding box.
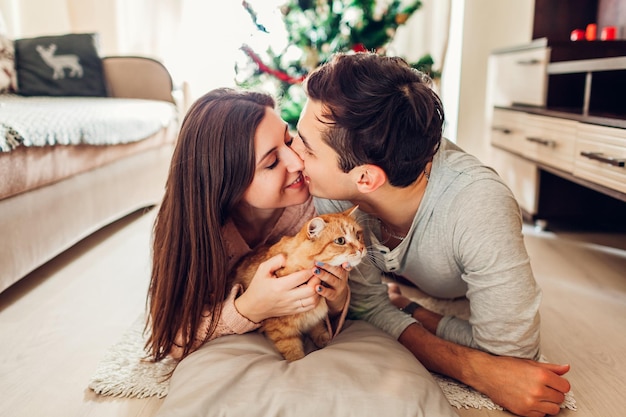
[395,13,409,25]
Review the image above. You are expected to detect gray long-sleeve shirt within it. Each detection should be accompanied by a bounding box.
[314,139,541,360]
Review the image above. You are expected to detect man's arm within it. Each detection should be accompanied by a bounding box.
[354,249,570,417]
[314,197,570,416]
[399,323,571,417]
[352,252,570,417]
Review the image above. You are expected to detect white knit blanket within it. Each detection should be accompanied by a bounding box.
[0,94,176,152]
[89,313,577,412]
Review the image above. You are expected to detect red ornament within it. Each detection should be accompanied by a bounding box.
[352,43,367,53]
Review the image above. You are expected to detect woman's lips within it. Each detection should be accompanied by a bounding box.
[286,173,305,189]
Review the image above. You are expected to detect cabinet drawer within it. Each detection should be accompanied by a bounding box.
[491,47,549,107]
[524,115,578,173]
[574,124,626,194]
[490,108,528,155]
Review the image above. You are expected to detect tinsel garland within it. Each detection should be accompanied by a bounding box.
[240,44,305,85]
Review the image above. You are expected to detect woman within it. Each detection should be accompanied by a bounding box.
[146,88,350,362]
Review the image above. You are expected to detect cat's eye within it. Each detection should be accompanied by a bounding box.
[334,237,346,245]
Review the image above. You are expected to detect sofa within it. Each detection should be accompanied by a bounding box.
[0,34,180,293]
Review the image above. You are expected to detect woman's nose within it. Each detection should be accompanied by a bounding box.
[284,146,304,172]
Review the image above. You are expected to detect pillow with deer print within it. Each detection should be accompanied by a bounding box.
[0,34,17,93]
[14,33,107,97]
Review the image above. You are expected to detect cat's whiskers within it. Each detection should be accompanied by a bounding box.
[362,249,386,269]
[356,214,405,247]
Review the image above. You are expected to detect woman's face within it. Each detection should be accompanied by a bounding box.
[240,107,309,209]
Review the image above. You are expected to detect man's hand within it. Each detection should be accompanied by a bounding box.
[471,356,570,417]
[399,323,571,417]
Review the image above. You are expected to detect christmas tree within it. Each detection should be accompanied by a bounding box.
[236,0,438,127]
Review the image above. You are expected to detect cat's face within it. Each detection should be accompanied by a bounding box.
[306,207,366,267]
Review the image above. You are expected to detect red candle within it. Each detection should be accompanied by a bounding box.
[586,23,597,41]
[570,29,585,41]
[601,26,617,40]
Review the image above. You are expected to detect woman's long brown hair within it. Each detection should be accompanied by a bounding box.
[145,88,275,361]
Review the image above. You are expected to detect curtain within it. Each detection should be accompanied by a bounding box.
[3,0,449,105]
[110,0,259,102]
[389,0,451,77]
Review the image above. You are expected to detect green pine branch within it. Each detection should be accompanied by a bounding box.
[237,0,435,126]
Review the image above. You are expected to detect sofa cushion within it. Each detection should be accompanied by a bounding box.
[14,33,107,97]
[0,34,17,93]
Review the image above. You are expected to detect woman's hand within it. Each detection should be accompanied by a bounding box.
[312,261,351,315]
[234,254,322,323]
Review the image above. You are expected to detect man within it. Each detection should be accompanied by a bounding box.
[292,52,570,417]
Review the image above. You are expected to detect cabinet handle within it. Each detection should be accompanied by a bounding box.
[580,151,626,167]
[492,126,512,134]
[526,136,556,147]
[516,59,542,66]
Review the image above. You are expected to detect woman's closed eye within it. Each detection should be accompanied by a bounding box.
[266,157,279,170]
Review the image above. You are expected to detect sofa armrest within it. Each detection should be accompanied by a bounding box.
[102,56,175,104]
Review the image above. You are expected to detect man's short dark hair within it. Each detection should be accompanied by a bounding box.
[304,52,444,187]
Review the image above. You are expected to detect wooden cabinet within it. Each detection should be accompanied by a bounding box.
[490,108,528,155]
[491,45,549,108]
[524,114,578,173]
[487,43,626,228]
[490,146,540,216]
[575,123,626,194]
[484,0,626,229]
[532,0,599,43]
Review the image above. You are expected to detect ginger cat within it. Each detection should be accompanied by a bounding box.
[232,206,365,361]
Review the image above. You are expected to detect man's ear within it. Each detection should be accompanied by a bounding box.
[354,164,387,193]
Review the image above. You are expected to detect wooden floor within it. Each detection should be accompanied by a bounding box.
[0,207,625,417]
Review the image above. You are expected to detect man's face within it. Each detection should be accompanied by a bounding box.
[292,98,355,200]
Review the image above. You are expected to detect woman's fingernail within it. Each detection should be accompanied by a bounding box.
[314,268,321,275]
[343,262,352,270]
[315,261,324,267]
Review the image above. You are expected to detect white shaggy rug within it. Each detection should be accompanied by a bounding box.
[89,287,577,412]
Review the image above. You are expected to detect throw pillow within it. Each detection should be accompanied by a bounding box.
[14,33,107,97]
[0,34,17,93]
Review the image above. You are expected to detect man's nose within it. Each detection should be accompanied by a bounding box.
[290,135,307,158]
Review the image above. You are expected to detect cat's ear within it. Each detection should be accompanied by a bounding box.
[345,205,359,217]
[307,217,326,239]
